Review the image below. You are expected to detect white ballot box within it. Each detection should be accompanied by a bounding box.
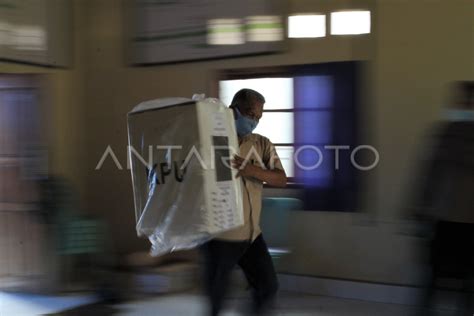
[127,98,243,256]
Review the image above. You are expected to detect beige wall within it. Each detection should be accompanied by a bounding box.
[0,2,86,288]
[82,0,375,254]
[1,0,471,286]
[374,0,474,219]
[0,1,87,205]
[82,0,473,285]
[282,0,473,285]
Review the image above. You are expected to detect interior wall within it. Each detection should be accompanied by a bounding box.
[82,0,375,254]
[2,0,468,286]
[0,1,86,204]
[281,0,474,285]
[0,1,86,288]
[373,0,474,220]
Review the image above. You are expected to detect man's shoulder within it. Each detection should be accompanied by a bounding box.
[249,133,272,145]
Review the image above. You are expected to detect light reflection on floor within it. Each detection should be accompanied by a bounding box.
[0,291,458,316]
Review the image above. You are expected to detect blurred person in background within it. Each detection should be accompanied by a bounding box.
[414,81,474,315]
[202,89,287,316]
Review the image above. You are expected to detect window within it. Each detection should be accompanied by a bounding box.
[330,11,371,35]
[288,14,326,38]
[220,78,295,176]
[219,62,362,211]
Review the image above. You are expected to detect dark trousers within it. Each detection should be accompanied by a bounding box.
[201,234,279,316]
[421,221,474,315]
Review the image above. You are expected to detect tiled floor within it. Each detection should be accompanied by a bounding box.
[0,290,460,316]
[116,292,459,316]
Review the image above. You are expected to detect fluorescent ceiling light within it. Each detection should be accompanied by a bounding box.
[331,11,371,35]
[288,14,326,38]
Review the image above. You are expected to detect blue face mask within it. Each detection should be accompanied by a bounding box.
[234,108,258,137]
[443,109,474,122]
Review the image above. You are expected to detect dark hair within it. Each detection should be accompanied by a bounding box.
[230,88,265,110]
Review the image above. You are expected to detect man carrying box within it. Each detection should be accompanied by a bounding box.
[202,88,287,315]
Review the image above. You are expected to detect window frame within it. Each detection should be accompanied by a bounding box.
[215,61,364,211]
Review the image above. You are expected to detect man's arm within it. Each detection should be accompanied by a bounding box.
[232,155,287,187]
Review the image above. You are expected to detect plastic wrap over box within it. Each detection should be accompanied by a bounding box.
[127,98,244,256]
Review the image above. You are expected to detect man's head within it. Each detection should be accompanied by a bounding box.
[229,89,265,137]
[229,88,265,122]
